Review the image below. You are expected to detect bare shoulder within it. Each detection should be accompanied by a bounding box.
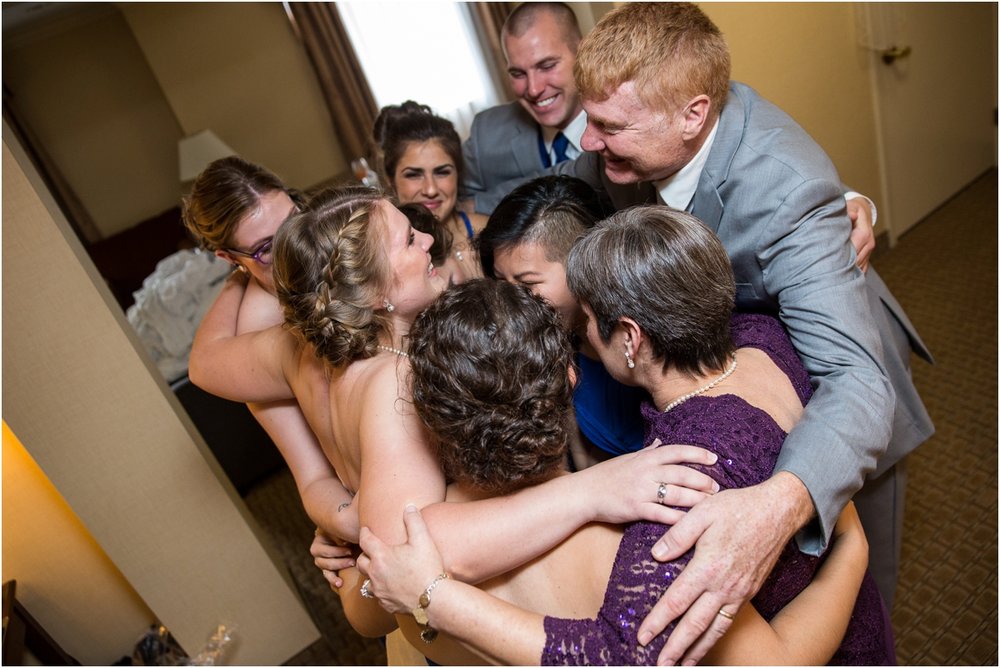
[236,279,283,334]
[357,355,414,415]
[469,211,489,234]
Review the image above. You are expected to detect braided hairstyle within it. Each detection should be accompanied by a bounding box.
[272,186,391,367]
[408,279,575,495]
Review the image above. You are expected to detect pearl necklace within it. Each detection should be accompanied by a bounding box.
[377,344,410,359]
[662,357,738,413]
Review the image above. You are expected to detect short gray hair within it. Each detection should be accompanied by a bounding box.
[566,205,735,375]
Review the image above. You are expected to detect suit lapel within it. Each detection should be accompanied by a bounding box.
[509,106,545,175]
[691,83,744,234]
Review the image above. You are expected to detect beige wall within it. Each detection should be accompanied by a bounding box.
[4,3,347,240]
[120,3,346,194]
[2,423,157,664]
[700,3,883,207]
[2,125,320,665]
[3,6,183,238]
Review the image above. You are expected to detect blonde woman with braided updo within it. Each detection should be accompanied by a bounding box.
[189,186,720,642]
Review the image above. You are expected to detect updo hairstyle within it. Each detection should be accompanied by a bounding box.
[477,175,610,277]
[566,205,736,376]
[408,279,575,495]
[371,101,464,191]
[272,186,391,367]
[182,156,301,250]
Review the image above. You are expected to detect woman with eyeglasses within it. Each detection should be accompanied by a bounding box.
[182,157,359,567]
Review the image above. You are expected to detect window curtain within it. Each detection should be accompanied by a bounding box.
[469,3,516,104]
[283,3,379,162]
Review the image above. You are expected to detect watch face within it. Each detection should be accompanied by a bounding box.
[413,607,429,626]
[420,627,439,644]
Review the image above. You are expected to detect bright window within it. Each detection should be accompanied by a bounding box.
[338,1,499,139]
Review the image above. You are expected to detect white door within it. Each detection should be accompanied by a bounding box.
[862,3,997,244]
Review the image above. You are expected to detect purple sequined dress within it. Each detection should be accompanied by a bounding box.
[542,313,895,665]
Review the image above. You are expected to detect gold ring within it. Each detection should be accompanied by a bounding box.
[717,608,735,621]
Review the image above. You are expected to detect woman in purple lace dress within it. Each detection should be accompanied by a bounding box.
[358,206,894,665]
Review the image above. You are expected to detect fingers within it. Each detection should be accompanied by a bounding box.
[356,552,370,576]
[358,525,380,556]
[310,539,353,559]
[401,504,431,546]
[656,483,712,509]
[638,504,689,526]
[656,465,720,495]
[852,233,873,271]
[647,443,719,467]
[319,567,343,590]
[637,574,702,647]
[650,507,711,562]
[659,595,736,666]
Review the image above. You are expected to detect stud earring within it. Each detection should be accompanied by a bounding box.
[383,299,395,313]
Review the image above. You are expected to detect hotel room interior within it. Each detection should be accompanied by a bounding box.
[3,2,996,665]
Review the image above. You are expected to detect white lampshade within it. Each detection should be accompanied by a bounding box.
[178,129,237,182]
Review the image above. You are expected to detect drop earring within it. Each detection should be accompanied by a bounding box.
[625,347,635,369]
[383,299,395,313]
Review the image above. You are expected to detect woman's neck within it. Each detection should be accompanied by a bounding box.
[646,358,736,413]
[380,320,410,351]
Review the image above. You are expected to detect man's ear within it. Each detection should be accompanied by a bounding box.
[681,94,711,140]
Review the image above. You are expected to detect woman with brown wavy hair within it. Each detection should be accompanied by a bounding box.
[373,100,487,284]
[189,186,720,639]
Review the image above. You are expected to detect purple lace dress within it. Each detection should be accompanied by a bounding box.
[542,313,894,665]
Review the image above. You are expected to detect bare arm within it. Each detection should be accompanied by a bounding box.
[359,505,549,665]
[423,443,720,583]
[638,472,814,664]
[188,272,295,403]
[359,503,868,666]
[352,361,718,585]
[704,502,869,665]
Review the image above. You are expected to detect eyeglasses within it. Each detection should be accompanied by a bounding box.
[224,237,273,266]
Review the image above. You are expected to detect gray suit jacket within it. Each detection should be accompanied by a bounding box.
[462,102,548,212]
[565,82,934,551]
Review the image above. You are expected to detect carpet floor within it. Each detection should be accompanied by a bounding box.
[243,169,998,665]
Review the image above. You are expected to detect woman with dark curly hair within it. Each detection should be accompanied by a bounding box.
[373,100,487,283]
[189,187,720,641]
[359,210,894,665]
